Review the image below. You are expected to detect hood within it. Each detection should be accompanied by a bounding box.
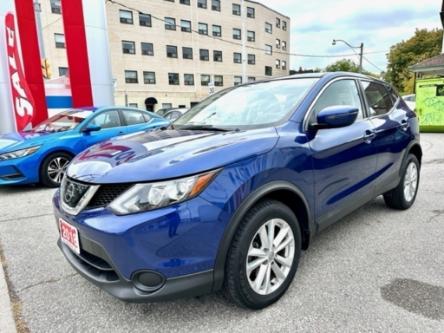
[67,128,278,183]
[0,130,66,152]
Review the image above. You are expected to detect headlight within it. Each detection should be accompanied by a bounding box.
[0,146,41,161]
[109,170,219,215]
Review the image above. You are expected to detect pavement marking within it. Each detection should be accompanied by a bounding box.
[0,251,17,333]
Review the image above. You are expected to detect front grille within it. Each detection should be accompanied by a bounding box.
[86,184,132,209]
[62,178,91,208]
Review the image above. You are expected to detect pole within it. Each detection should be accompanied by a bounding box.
[33,0,45,58]
[441,0,444,53]
[359,43,364,73]
[241,0,247,83]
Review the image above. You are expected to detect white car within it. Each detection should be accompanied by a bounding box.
[403,94,416,111]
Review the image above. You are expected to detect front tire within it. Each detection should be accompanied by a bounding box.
[383,154,420,210]
[40,152,72,188]
[224,200,301,309]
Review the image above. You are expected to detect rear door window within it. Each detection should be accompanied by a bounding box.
[122,110,147,125]
[361,81,394,117]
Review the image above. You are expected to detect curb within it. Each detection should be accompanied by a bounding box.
[0,257,17,333]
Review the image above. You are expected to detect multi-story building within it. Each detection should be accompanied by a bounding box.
[38,0,290,111]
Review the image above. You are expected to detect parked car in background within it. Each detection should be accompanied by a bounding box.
[54,73,421,309]
[164,108,188,122]
[403,94,416,111]
[0,107,169,187]
[155,108,173,117]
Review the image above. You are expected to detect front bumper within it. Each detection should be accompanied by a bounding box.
[58,239,213,302]
[0,154,40,185]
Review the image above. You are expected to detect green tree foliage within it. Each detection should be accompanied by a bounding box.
[385,28,443,94]
[325,59,360,73]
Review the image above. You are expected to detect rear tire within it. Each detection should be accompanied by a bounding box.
[40,152,72,188]
[383,154,420,210]
[224,200,301,309]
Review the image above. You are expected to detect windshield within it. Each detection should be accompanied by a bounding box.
[174,78,318,129]
[32,110,93,133]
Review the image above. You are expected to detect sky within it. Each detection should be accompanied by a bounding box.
[262,0,443,73]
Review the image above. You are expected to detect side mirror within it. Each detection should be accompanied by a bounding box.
[81,124,101,133]
[311,105,359,130]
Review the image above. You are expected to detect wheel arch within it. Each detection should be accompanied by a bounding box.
[408,143,422,165]
[212,181,314,292]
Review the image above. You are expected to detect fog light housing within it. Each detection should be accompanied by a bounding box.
[132,271,165,292]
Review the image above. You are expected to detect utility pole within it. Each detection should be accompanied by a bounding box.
[33,0,45,59]
[332,39,364,73]
[441,0,444,53]
[241,0,247,83]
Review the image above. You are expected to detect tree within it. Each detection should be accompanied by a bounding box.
[325,59,360,73]
[385,28,443,94]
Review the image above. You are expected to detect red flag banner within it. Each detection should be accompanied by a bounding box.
[5,12,35,131]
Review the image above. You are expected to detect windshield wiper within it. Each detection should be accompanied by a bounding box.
[176,124,232,132]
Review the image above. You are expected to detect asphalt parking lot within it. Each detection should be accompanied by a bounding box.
[0,133,443,333]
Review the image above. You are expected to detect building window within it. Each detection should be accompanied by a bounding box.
[213,50,223,62]
[212,0,220,11]
[180,0,190,5]
[265,22,273,34]
[232,4,241,15]
[184,74,195,86]
[54,33,65,48]
[276,39,281,49]
[201,74,211,86]
[247,7,255,18]
[139,13,152,27]
[265,44,273,55]
[214,75,223,87]
[265,66,273,76]
[212,25,222,37]
[247,30,255,42]
[141,42,154,56]
[168,73,180,85]
[166,45,178,58]
[128,103,138,108]
[119,10,133,24]
[50,0,61,14]
[125,70,138,83]
[276,59,281,69]
[182,47,193,59]
[233,28,241,40]
[58,67,68,76]
[282,60,287,70]
[181,20,192,32]
[276,17,281,28]
[200,49,210,61]
[198,22,208,35]
[165,17,176,30]
[234,76,242,86]
[282,41,287,51]
[162,103,173,109]
[283,21,287,31]
[248,54,256,65]
[248,76,256,82]
[122,40,135,54]
[233,52,242,64]
[143,71,156,84]
[198,0,207,9]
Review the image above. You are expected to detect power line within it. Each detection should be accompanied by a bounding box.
[106,0,384,59]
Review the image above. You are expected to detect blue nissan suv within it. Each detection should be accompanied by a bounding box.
[54,73,422,309]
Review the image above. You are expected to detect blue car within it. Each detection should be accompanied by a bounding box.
[0,107,169,187]
[54,73,422,309]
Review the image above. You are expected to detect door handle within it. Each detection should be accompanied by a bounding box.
[363,130,376,143]
[400,119,409,131]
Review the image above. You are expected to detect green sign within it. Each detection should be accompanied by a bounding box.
[416,77,444,132]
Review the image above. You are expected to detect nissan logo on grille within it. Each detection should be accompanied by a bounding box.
[62,179,90,208]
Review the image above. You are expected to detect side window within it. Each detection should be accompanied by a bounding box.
[122,110,147,125]
[89,110,121,129]
[361,81,394,117]
[310,80,363,124]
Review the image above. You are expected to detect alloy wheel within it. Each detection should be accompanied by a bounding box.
[403,162,418,203]
[246,218,295,295]
[47,157,70,185]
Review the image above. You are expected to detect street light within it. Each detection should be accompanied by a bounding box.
[332,39,364,73]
